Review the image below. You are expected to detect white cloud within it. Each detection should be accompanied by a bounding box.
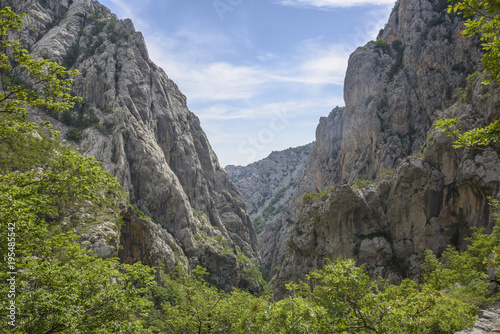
[195,98,344,121]
[274,41,349,85]
[275,0,396,9]
[146,29,349,104]
[107,0,151,30]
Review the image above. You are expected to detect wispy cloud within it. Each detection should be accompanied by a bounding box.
[146,29,349,104]
[275,0,395,9]
[195,98,344,122]
[274,40,349,85]
[107,0,151,30]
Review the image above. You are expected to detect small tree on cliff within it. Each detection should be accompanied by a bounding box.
[435,0,500,149]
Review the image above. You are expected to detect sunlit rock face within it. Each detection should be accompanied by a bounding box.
[11,0,263,293]
[258,0,500,299]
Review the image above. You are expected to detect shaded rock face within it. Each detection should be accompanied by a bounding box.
[226,144,313,234]
[260,0,483,276]
[261,0,500,298]
[300,0,482,193]
[9,0,261,292]
[295,108,345,195]
[271,80,500,299]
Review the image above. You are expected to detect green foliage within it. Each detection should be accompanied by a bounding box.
[7,234,154,333]
[435,71,499,149]
[62,42,81,69]
[253,216,265,234]
[435,117,500,149]
[0,7,81,118]
[256,180,297,229]
[435,1,500,150]
[374,38,391,54]
[145,266,271,334]
[290,258,477,333]
[448,0,500,84]
[0,8,155,332]
[423,197,500,308]
[353,178,375,189]
[139,232,500,334]
[59,100,100,131]
[301,186,334,203]
[452,71,482,104]
[85,36,105,58]
[65,127,82,142]
[387,40,405,81]
[144,257,482,333]
[379,169,395,179]
[0,121,155,332]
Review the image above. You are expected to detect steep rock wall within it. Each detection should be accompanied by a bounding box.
[260,0,499,295]
[8,0,262,292]
[226,144,312,234]
[271,79,500,299]
[301,0,482,192]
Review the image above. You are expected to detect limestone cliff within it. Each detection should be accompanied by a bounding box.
[8,0,263,292]
[272,77,500,298]
[300,0,483,193]
[261,0,500,297]
[226,143,312,235]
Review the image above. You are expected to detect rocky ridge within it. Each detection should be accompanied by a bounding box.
[259,0,500,297]
[226,143,312,235]
[9,0,263,292]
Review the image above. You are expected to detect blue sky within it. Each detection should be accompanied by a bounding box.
[98,0,395,167]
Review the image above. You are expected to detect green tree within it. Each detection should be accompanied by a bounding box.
[435,0,500,149]
[287,258,477,333]
[146,266,268,333]
[448,0,500,84]
[0,6,155,332]
[0,7,80,117]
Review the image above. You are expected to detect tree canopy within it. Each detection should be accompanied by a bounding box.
[0,7,155,332]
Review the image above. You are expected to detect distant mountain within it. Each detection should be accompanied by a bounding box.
[226,143,313,234]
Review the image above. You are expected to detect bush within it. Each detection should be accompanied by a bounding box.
[353,178,374,189]
[65,128,82,142]
[374,38,391,54]
[62,43,80,68]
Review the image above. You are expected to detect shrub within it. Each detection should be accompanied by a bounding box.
[65,128,82,142]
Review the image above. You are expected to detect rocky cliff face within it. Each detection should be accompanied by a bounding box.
[260,0,500,297]
[8,0,263,292]
[300,0,482,193]
[226,144,312,235]
[271,79,500,298]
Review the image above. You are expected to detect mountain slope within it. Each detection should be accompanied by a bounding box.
[8,0,263,292]
[259,0,500,297]
[226,143,313,234]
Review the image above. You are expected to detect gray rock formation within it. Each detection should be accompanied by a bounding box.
[260,0,485,278]
[299,0,482,194]
[260,0,500,297]
[8,0,262,292]
[455,302,500,334]
[271,77,500,299]
[226,143,312,234]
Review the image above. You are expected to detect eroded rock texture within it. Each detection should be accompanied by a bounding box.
[9,0,262,292]
[259,0,500,298]
[226,144,312,231]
